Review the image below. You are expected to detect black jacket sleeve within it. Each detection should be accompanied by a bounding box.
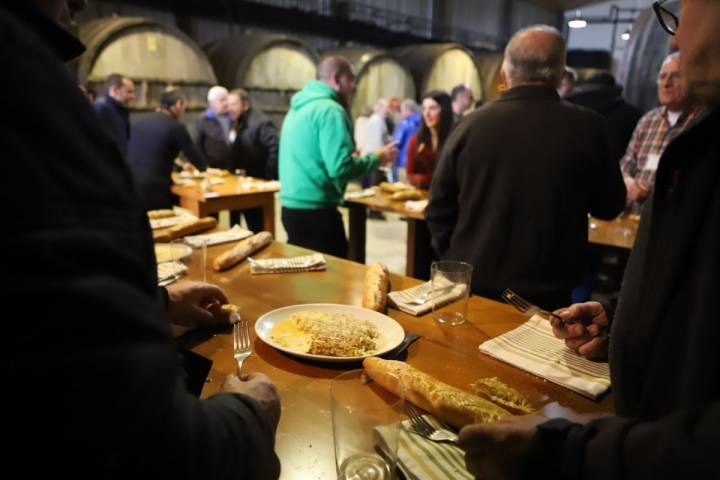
[173,122,206,170]
[257,121,279,180]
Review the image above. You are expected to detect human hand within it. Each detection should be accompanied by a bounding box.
[626,177,650,201]
[551,302,609,361]
[222,372,281,431]
[166,281,233,328]
[376,141,399,166]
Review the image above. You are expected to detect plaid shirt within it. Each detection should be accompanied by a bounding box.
[620,106,697,191]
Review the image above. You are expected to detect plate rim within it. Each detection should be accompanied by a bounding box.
[255,303,405,363]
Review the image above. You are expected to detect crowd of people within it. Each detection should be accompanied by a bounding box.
[5,0,720,478]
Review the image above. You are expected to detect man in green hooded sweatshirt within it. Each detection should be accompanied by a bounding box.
[279,56,398,258]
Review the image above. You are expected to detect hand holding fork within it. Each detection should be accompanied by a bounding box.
[233,320,252,375]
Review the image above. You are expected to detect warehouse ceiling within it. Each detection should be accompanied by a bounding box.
[525,0,609,11]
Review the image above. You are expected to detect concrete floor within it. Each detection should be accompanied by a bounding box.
[220,193,409,275]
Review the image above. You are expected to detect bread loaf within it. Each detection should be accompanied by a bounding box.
[470,377,534,414]
[153,217,217,242]
[363,262,390,312]
[221,304,242,324]
[147,209,175,219]
[213,231,272,271]
[379,181,412,193]
[390,189,423,201]
[363,357,511,428]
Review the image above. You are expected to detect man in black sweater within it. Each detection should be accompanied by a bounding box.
[128,89,206,211]
[458,2,720,478]
[94,72,135,159]
[425,25,626,309]
[3,1,281,478]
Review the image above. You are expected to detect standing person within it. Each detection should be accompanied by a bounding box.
[620,52,697,212]
[279,56,397,258]
[227,88,279,232]
[392,99,422,182]
[3,2,281,478]
[425,25,625,309]
[93,73,135,159]
[196,85,233,170]
[451,84,474,123]
[363,98,391,188]
[128,88,206,211]
[556,66,577,98]
[406,91,453,189]
[458,2,720,478]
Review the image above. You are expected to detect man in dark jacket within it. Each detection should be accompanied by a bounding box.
[227,88,279,232]
[458,2,720,478]
[93,72,135,159]
[3,2,281,478]
[128,88,206,211]
[425,25,626,309]
[196,85,233,169]
[566,71,642,162]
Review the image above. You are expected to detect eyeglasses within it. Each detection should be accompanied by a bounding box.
[653,0,678,35]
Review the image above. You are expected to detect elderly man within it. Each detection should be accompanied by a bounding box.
[93,73,135,158]
[392,98,422,179]
[621,52,697,211]
[450,84,474,122]
[279,56,397,258]
[196,85,233,169]
[3,1,281,478]
[227,88,279,232]
[426,25,625,309]
[128,89,206,211]
[458,2,720,478]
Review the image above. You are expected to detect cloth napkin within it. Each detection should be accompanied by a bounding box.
[157,261,187,286]
[249,253,326,275]
[479,315,611,399]
[184,225,253,247]
[344,188,377,200]
[374,417,473,480]
[388,281,467,316]
[405,199,428,212]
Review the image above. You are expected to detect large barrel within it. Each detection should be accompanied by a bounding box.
[77,16,217,111]
[616,1,678,112]
[323,48,416,119]
[391,43,482,100]
[204,34,319,127]
[474,51,504,102]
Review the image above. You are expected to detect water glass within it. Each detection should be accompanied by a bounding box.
[431,261,473,326]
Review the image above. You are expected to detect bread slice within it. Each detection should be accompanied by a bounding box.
[363,262,390,312]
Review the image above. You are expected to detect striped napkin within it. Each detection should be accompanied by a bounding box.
[388,281,466,316]
[157,261,187,286]
[374,417,473,480]
[479,315,610,399]
[249,253,326,275]
[184,225,253,247]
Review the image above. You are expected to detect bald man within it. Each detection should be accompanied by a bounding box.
[426,25,625,308]
[279,56,397,257]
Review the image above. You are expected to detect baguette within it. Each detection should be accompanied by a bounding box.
[363,357,511,428]
[147,209,175,219]
[152,217,217,242]
[213,231,272,271]
[390,189,423,201]
[363,262,390,312]
[379,181,412,193]
[470,377,534,414]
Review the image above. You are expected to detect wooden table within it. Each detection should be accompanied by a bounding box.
[171,176,279,236]
[345,190,431,279]
[175,239,613,479]
[588,214,640,250]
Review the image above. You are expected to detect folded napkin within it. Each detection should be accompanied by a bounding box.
[149,208,197,230]
[388,281,467,316]
[184,225,253,248]
[374,417,473,480]
[479,315,610,399]
[249,253,326,275]
[344,188,377,200]
[157,261,187,286]
[405,199,428,212]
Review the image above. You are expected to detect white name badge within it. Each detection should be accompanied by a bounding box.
[644,153,661,171]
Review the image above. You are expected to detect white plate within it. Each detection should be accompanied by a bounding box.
[154,243,192,264]
[255,303,405,363]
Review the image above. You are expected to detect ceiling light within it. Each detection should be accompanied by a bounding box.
[568,10,587,29]
[621,29,631,41]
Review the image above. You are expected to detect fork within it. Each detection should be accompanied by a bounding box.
[233,320,252,375]
[408,285,454,305]
[406,404,458,443]
[501,288,568,323]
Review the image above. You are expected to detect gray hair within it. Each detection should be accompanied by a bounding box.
[502,25,566,86]
[400,98,419,113]
[661,51,680,67]
[207,85,228,103]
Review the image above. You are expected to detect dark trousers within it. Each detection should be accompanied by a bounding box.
[281,207,348,259]
[230,208,264,233]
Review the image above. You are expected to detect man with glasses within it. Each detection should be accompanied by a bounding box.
[457,1,720,478]
[620,52,697,211]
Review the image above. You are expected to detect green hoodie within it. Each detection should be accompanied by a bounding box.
[279,80,380,209]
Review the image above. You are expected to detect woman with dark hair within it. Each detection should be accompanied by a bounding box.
[406,90,454,188]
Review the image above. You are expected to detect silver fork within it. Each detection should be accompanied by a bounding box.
[233,320,252,375]
[408,285,454,305]
[406,404,458,443]
[500,288,569,323]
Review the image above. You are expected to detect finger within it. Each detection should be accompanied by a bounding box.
[200,284,230,305]
[578,335,609,360]
[458,424,493,452]
[565,335,593,352]
[192,306,215,325]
